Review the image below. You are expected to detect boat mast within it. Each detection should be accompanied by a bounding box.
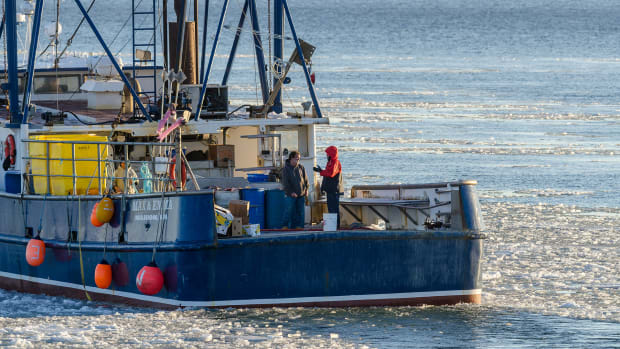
[221,0,268,103]
[281,0,321,118]
[194,0,322,119]
[5,0,21,124]
[21,0,43,124]
[272,0,284,114]
[193,0,229,120]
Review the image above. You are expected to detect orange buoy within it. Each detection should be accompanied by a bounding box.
[94,259,113,289]
[25,236,46,267]
[95,197,114,223]
[136,261,164,295]
[90,202,104,227]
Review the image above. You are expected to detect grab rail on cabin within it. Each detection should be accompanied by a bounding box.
[21,139,182,196]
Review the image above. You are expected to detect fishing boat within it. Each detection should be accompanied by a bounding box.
[0,0,484,308]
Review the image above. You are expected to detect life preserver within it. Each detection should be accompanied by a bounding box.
[168,156,187,188]
[4,135,16,166]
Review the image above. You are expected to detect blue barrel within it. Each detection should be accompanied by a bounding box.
[4,172,20,194]
[240,188,265,228]
[265,189,286,229]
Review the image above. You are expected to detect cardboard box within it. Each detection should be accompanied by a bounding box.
[228,200,250,224]
[231,217,243,237]
[208,144,235,168]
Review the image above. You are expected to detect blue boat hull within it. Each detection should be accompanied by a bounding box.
[0,192,483,308]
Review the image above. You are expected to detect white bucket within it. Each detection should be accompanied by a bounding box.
[323,213,338,231]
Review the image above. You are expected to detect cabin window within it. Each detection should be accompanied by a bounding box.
[279,130,300,157]
[33,75,81,94]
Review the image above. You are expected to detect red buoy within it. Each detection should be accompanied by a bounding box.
[95,259,112,289]
[90,202,104,227]
[112,258,129,286]
[26,236,46,267]
[136,261,164,295]
[310,72,316,84]
[164,264,178,293]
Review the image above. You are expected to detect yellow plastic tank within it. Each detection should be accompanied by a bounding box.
[29,134,109,195]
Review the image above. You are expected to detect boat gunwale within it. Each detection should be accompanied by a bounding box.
[0,228,486,252]
[351,180,478,191]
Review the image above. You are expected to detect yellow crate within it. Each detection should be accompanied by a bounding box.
[29,134,109,195]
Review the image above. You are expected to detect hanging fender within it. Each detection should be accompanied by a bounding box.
[168,156,187,188]
[4,135,16,165]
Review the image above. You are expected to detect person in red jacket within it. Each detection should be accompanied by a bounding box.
[313,146,343,229]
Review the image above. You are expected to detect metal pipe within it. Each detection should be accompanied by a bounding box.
[281,0,323,118]
[173,0,189,104]
[174,0,188,73]
[23,139,176,146]
[22,0,44,123]
[5,0,21,123]
[199,0,209,83]
[193,0,229,120]
[163,0,169,70]
[72,143,76,195]
[222,0,248,86]
[72,0,152,121]
[46,142,51,194]
[193,0,199,80]
[124,144,129,194]
[0,14,5,40]
[248,0,268,103]
[96,143,102,195]
[272,0,283,113]
[176,128,182,191]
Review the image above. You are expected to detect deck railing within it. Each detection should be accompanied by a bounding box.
[21,139,179,196]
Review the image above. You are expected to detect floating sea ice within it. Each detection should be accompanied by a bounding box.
[483,271,502,280]
[559,302,580,309]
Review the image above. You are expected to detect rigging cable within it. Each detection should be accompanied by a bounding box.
[268,0,272,90]
[151,190,167,262]
[54,0,60,110]
[2,1,8,106]
[76,196,92,301]
[54,0,98,64]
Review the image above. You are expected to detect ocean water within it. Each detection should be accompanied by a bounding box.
[2,0,619,347]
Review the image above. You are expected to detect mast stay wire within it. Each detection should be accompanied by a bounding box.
[37,0,147,73]
[53,0,98,65]
[267,0,271,90]
[55,0,60,110]
[61,0,157,104]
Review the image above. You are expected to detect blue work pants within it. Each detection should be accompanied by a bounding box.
[283,195,305,229]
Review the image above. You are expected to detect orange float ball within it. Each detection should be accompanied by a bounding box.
[95,197,114,224]
[90,202,104,227]
[95,259,113,289]
[136,262,164,295]
[25,237,45,267]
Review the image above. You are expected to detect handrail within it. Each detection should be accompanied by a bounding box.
[21,139,181,196]
[22,139,176,146]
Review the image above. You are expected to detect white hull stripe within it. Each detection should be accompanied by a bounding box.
[0,270,481,307]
